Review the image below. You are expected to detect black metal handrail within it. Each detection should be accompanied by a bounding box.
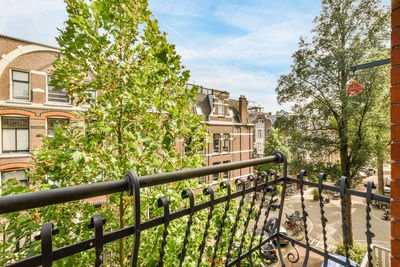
[0,152,391,267]
[0,155,278,214]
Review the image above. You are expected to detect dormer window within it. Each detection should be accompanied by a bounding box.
[48,76,70,103]
[218,100,224,115]
[12,70,30,100]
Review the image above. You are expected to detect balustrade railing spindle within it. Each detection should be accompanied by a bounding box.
[0,152,390,267]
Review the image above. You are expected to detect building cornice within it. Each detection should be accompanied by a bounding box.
[0,101,87,112]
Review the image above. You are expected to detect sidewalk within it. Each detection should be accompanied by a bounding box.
[274,246,324,267]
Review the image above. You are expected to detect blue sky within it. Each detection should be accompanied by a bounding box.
[0,0,389,112]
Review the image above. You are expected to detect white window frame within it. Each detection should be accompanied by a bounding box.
[46,74,71,105]
[46,117,70,137]
[213,134,220,153]
[10,69,30,101]
[258,130,263,139]
[222,134,230,152]
[217,100,225,115]
[1,115,30,154]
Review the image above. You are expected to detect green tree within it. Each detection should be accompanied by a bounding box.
[257,128,290,173]
[51,1,208,264]
[363,56,390,195]
[370,111,390,195]
[0,1,260,266]
[275,0,389,245]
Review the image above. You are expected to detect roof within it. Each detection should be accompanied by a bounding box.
[195,93,211,120]
[195,87,247,124]
[0,34,61,51]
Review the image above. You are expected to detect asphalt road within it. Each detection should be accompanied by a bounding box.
[280,191,390,251]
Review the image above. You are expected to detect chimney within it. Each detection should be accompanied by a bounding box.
[239,95,248,123]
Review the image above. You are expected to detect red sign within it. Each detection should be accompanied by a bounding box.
[347,79,363,95]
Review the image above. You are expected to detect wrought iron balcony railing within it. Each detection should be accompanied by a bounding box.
[0,152,390,266]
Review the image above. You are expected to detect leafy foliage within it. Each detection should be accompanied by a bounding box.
[275,0,390,245]
[335,242,367,264]
[257,128,290,173]
[0,0,262,266]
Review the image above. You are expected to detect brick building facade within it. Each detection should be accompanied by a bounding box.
[0,34,84,188]
[0,35,255,189]
[188,84,254,183]
[248,104,273,157]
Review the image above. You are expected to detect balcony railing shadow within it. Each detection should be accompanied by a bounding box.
[0,152,390,266]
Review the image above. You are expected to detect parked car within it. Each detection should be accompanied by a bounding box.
[321,253,359,267]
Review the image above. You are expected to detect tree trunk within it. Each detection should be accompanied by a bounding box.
[377,154,384,195]
[340,143,354,247]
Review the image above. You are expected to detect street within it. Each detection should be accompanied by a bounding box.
[254,174,390,266]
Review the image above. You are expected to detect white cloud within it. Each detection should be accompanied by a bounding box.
[214,1,317,33]
[172,18,312,113]
[0,0,306,113]
[171,18,313,71]
[207,21,311,67]
[186,63,288,113]
[149,0,213,18]
[162,3,318,113]
[0,0,66,46]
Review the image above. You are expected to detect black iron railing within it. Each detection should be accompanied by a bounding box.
[0,152,390,266]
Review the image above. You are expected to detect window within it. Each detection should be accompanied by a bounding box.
[222,134,230,152]
[184,137,192,154]
[2,117,29,153]
[84,81,97,104]
[217,100,225,115]
[47,118,69,137]
[213,162,220,180]
[12,70,30,100]
[1,169,28,188]
[223,161,230,179]
[258,130,263,139]
[258,144,263,154]
[87,90,97,102]
[213,134,220,152]
[258,119,263,123]
[48,76,70,103]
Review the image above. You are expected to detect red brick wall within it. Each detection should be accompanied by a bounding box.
[392,0,400,262]
[204,124,254,183]
[0,51,58,101]
[0,36,81,171]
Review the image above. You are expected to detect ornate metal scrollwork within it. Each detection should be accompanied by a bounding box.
[287,241,300,263]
